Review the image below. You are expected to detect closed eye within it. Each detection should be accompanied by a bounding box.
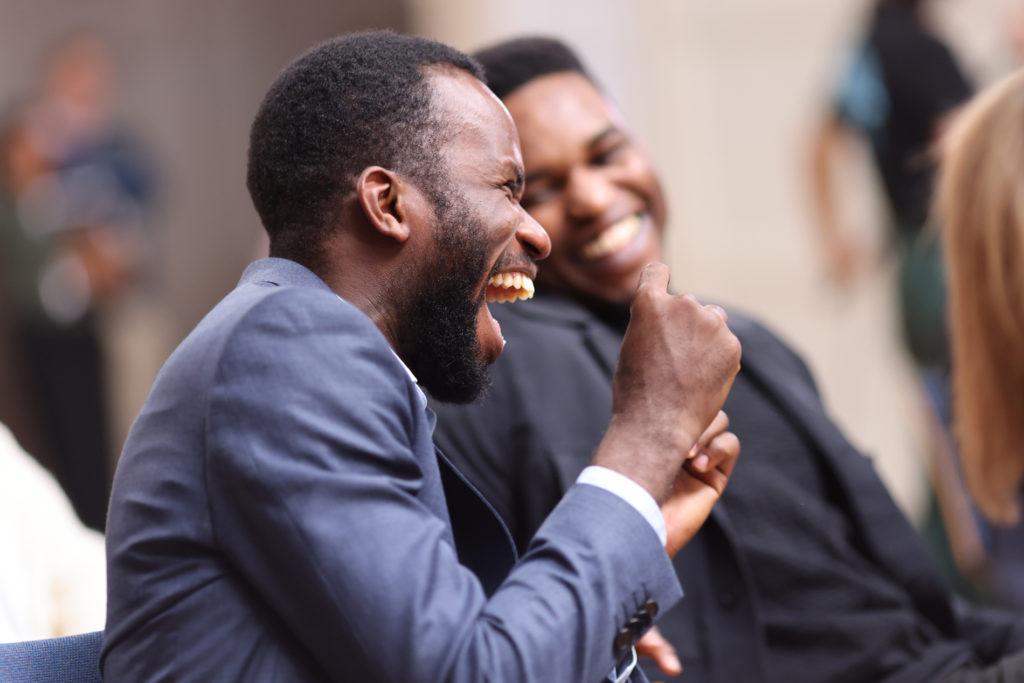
[502,169,525,199]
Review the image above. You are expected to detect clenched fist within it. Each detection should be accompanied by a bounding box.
[592,262,741,510]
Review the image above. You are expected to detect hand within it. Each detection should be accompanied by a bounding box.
[635,626,682,679]
[664,410,739,557]
[592,263,741,503]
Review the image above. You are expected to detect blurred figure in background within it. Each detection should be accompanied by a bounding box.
[0,33,156,531]
[0,421,105,641]
[807,0,987,594]
[810,0,970,346]
[938,67,1024,608]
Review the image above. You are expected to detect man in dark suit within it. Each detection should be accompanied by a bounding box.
[430,37,1024,683]
[101,31,743,682]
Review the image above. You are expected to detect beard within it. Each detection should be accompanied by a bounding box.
[393,191,492,404]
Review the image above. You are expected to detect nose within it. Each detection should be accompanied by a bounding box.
[565,165,614,221]
[516,206,552,260]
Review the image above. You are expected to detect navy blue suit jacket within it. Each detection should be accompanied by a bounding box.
[102,258,680,682]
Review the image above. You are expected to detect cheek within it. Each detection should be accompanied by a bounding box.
[622,157,665,218]
[491,209,522,254]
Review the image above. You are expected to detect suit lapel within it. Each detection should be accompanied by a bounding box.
[436,447,519,597]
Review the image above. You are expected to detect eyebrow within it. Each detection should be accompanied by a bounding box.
[523,125,619,186]
[588,126,619,149]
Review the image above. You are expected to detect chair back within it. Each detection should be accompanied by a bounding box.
[0,631,102,682]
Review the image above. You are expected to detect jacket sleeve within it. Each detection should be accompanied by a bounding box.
[204,290,682,683]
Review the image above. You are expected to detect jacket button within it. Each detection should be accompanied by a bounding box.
[613,627,633,656]
[641,599,659,619]
[630,613,651,632]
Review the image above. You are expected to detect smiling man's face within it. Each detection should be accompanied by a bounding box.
[503,71,668,309]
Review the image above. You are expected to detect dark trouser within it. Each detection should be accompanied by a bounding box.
[944,651,1024,683]
[15,318,110,531]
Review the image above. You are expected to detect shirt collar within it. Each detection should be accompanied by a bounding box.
[391,350,426,403]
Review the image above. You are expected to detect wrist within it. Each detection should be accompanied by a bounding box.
[591,414,699,504]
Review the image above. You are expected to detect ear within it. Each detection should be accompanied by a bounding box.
[356,166,411,243]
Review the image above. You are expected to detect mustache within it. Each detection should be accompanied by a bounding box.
[487,253,538,280]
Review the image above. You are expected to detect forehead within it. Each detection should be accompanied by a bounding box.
[426,67,522,173]
[501,71,617,168]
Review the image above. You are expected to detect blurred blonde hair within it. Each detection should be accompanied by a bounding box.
[938,67,1024,525]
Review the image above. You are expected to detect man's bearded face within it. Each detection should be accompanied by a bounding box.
[397,189,492,404]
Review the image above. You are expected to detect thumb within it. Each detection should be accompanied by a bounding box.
[635,626,682,676]
[636,262,671,296]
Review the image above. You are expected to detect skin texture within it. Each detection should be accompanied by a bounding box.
[504,71,668,309]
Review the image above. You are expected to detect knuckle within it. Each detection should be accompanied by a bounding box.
[706,435,728,457]
[631,286,659,311]
[724,333,742,360]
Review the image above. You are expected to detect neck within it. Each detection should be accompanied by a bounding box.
[328,271,405,352]
[314,234,408,355]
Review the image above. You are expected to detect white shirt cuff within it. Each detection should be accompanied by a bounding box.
[576,465,666,547]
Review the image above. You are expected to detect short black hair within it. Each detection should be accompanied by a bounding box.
[472,36,592,100]
[246,30,484,269]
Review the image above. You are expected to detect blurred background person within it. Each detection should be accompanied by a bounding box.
[0,5,408,540]
[0,7,407,649]
[938,66,1024,608]
[0,33,157,531]
[810,0,971,304]
[807,0,991,596]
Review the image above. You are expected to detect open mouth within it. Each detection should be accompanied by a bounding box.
[581,213,641,260]
[485,271,536,303]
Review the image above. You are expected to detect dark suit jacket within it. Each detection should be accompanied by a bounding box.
[431,291,1024,683]
[102,259,679,682]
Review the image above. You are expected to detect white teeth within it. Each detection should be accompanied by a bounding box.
[581,214,641,260]
[485,272,536,303]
